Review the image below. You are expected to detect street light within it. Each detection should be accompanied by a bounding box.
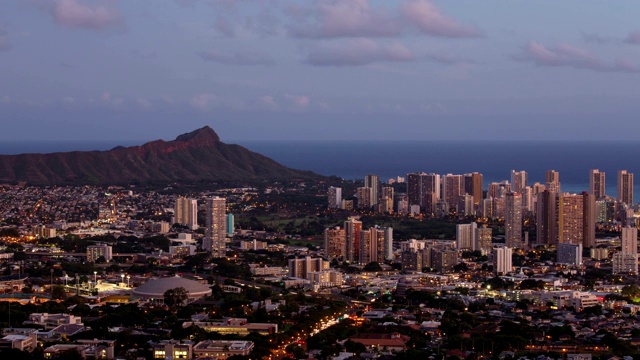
[94,271,97,289]
[126,275,130,288]
[121,274,125,287]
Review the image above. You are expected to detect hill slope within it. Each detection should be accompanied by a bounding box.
[0,126,320,185]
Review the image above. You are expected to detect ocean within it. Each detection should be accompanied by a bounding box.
[1,140,639,199]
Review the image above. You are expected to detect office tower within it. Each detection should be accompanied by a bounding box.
[511,170,528,193]
[344,217,362,263]
[475,225,492,255]
[174,197,198,230]
[226,213,234,236]
[442,174,463,210]
[546,170,561,193]
[356,187,373,209]
[406,172,440,214]
[456,222,477,251]
[457,194,474,216]
[589,169,606,199]
[493,246,513,275]
[464,172,483,205]
[327,186,342,209]
[204,196,226,257]
[557,243,583,266]
[618,170,634,206]
[364,174,381,205]
[505,193,523,248]
[324,227,346,259]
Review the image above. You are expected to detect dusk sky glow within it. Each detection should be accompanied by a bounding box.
[2,0,640,142]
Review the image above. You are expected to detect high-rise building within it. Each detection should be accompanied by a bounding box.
[442,174,463,211]
[537,191,595,247]
[546,170,561,193]
[288,256,330,279]
[613,228,637,274]
[364,174,381,205]
[203,197,226,257]
[464,172,483,205]
[87,243,113,263]
[522,186,533,212]
[327,187,342,209]
[621,226,638,256]
[589,169,606,199]
[324,227,346,259]
[612,253,637,274]
[618,170,634,206]
[174,197,198,230]
[456,222,477,250]
[359,226,393,264]
[381,186,394,203]
[536,190,558,245]
[475,225,492,255]
[356,187,373,209]
[505,192,523,248]
[510,170,528,193]
[406,172,440,214]
[493,246,512,275]
[457,194,474,216]
[226,214,234,236]
[557,243,583,266]
[344,217,362,263]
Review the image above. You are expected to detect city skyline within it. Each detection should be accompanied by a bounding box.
[2,1,640,141]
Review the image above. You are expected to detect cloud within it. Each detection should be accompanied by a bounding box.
[258,95,279,110]
[213,17,236,38]
[581,32,612,44]
[190,93,246,111]
[0,30,10,52]
[401,0,481,38]
[290,0,402,38]
[305,38,414,66]
[624,31,640,44]
[100,91,124,106]
[136,98,152,109]
[50,0,122,30]
[198,48,274,65]
[513,41,639,73]
[284,94,310,111]
[289,0,480,39]
[190,93,217,111]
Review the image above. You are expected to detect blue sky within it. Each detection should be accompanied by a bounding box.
[1,0,640,142]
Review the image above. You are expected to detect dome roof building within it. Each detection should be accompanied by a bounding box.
[132,276,212,301]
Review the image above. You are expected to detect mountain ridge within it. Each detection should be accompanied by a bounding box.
[0,126,321,185]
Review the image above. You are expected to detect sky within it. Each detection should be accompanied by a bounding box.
[2,0,640,142]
